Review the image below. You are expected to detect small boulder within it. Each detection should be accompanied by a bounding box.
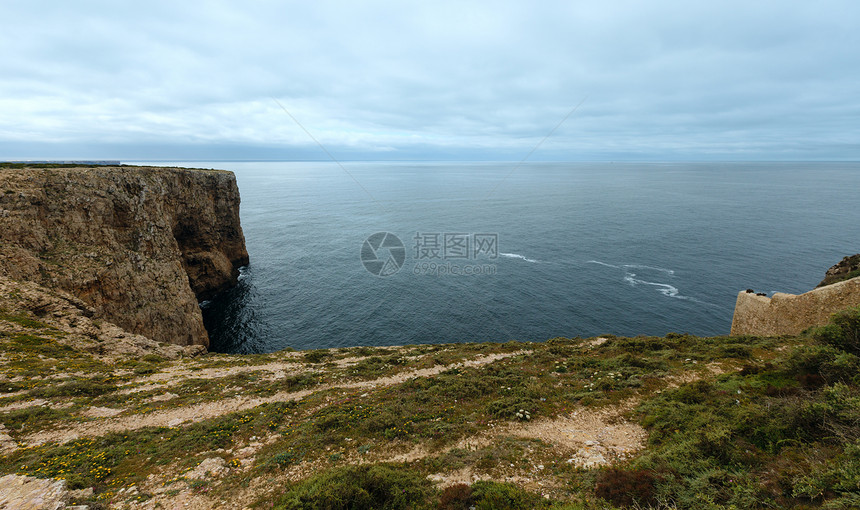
[0,474,68,509]
[185,457,228,480]
[183,344,207,357]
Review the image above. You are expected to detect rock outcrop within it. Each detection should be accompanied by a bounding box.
[0,274,203,360]
[0,165,249,347]
[817,254,860,288]
[0,474,69,509]
[731,273,860,337]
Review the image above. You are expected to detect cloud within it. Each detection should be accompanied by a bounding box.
[1,1,859,160]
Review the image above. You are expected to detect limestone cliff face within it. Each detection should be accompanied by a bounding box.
[0,165,249,347]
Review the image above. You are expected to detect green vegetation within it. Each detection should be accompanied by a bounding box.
[274,464,434,509]
[818,254,860,287]
[303,349,332,364]
[2,401,298,491]
[272,467,583,510]
[0,312,51,329]
[1,302,860,508]
[598,305,860,509]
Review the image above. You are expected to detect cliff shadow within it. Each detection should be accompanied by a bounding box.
[200,265,271,353]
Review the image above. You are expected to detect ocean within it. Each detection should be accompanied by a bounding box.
[132,161,860,353]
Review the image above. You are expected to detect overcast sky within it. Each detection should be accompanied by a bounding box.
[2,1,859,161]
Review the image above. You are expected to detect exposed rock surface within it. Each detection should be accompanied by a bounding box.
[0,165,248,347]
[817,254,860,288]
[0,274,200,360]
[184,457,229,480]
[0,474,68,509]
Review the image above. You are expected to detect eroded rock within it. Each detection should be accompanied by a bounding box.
[0,474,68,510]
[0,165,249,348]
[818,254,860,288]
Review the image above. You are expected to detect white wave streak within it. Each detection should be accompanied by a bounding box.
[624,275,685,298]
[590,260,698,302]
[500,253,539,263]
[622,264,675,275]
[586,260,620,269]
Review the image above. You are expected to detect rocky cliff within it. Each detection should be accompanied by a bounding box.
[817,254,860,288]
[0,165,249,347]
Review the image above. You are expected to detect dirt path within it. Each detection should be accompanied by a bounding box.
[115,360,309,395]
[24,351,527,446]
[120,350,427,390]
[373,397,645,470]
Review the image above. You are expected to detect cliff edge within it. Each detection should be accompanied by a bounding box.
[0,165,249,347]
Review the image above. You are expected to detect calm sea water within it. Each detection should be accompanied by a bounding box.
[133,161,860,353]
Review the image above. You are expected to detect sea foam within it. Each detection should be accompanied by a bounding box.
[500,253,539,263]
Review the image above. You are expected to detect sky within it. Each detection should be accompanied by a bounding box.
[1,1,859,161]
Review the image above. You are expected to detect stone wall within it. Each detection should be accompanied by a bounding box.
[730,276,860,336]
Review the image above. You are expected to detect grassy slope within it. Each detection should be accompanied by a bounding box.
[1,294,859,508]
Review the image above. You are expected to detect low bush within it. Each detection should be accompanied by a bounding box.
[274,464,433,510]
[594,468,663,508]
[30,379,115,398]
[438,483,471,510]
[2,405,67,430]
[469,481,547,510]
[813,306,860,355]
[0,313,48,329]
[787,345,860,385]
[303,350,332,364]
[623,307,860,508]
[140,354,165,363]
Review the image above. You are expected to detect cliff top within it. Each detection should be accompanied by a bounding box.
[0,162,234,174]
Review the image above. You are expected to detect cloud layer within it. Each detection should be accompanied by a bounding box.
[2,1,858,160]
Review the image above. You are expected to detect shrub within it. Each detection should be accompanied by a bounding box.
[485,397,537,420]
[787,345,860,384]
[275,464,433,510]
[438,483,472,510]
[595,468,662,508]
[813,306,860,355]
[304,350,332,364]
[2,405,66,430]
[0,313,48,329]
[8,334,74,357]
[718,344,752,359]
[469,481,545,510]
[792,439,860,504]
[272,449,304,467]
[133,364,157,375]
[30,379,115,398]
